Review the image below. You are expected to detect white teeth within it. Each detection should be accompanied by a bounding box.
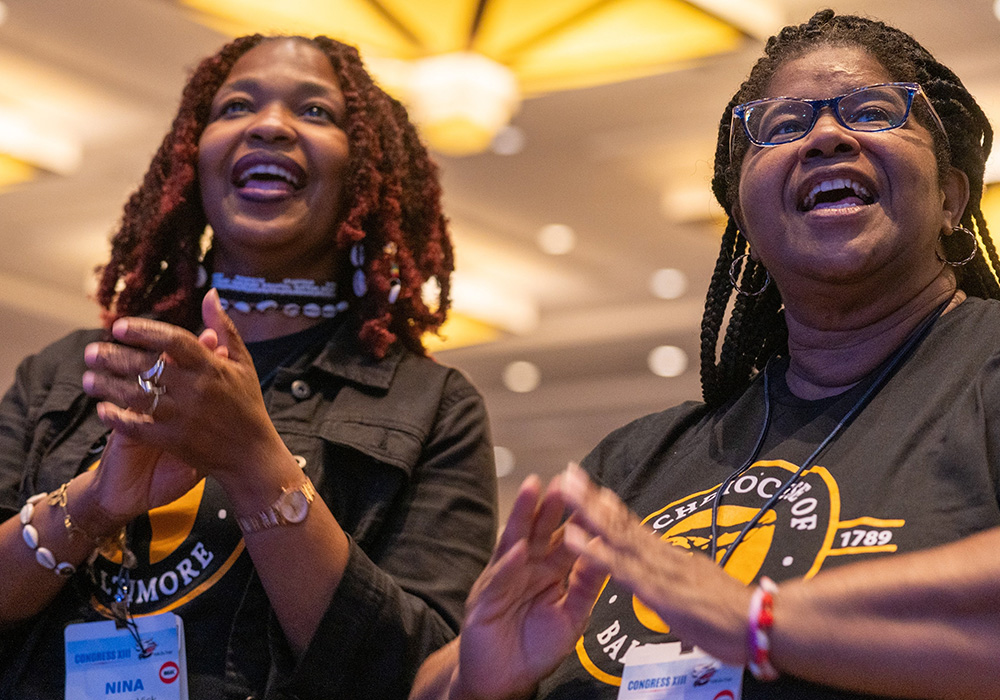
[802,178,872,210]
[239,163,299,187]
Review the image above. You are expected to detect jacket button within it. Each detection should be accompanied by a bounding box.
[290,379,312,400]
[293,455,307,469]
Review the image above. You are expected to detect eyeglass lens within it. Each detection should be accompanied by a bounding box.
[744,85,914,146]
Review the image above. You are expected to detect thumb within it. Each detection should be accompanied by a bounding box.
[202,289,248,363]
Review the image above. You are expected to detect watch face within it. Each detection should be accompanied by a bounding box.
[278,489,310,523]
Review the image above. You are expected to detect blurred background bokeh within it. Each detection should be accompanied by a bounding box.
[1,0,998,519]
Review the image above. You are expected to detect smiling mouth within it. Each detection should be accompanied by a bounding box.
[234,163,303,190]
[799,178,876,212]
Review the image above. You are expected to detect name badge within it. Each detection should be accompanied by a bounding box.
[64,612,188,700]
[618,641,743,700]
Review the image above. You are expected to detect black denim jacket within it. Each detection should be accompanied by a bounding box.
[0,322,497,700]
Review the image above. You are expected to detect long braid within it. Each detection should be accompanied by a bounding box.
[702,9,997,406]
[96,34,453,358]
[699,219,741,405]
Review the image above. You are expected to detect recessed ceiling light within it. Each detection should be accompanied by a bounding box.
[648,345,688,377]
[494,446,516,477]
[503,360,541,393]
[537,224,576,255]
[491,125,525,155]
[649,268,688,299]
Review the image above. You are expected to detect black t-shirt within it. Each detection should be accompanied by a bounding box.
[538,298,1000,700]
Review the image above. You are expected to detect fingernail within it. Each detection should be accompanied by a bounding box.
[81,371,95,392]
[112,318,128,338]
[84,344,99,363]
[561,465,586,501]
[563,522,589,553]
[208,288,223,309]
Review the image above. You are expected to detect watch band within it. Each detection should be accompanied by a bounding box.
[236,477,317,534]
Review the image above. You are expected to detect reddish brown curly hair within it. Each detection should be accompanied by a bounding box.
[96,34,454,358]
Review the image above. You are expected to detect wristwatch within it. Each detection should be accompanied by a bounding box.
[237,477,317,534]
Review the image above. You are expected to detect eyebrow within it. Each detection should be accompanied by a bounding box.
[217,77,344,104]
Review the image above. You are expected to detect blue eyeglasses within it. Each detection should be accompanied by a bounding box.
[730,82,947,160]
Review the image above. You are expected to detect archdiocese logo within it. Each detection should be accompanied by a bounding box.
[89,476,246,617]
[576,459,904,687]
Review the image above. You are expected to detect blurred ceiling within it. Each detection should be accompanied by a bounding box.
[0,0,998,518]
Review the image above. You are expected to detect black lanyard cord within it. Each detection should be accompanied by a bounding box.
[709,300,950,568]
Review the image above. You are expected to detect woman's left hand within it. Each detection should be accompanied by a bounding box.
[559,463,751,665]
[82,290,285,481]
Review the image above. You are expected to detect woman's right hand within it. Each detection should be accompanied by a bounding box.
[444,475,607,700]
[74,317,230,533]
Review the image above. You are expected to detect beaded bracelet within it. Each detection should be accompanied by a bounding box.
[19,483,135,577]
[747,576,779,681]
[20,492,77,577]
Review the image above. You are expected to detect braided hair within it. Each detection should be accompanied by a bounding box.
[702,9,997,406]
[96,35,453,358]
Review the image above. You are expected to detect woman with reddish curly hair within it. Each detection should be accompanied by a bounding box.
[0,36,496,700]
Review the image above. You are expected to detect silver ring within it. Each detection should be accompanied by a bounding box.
[149,393,162,416]
[139,356,165,383]
[137,377,167,396]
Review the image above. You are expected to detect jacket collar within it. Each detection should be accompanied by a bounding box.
[307,320,406,390]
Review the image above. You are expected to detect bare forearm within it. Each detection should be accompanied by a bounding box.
[771,528,1000,698]
[0,471,122,625]
[410,639,460,700]
[215,445,350,656]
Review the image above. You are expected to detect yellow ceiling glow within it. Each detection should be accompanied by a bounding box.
[0,153,37,191]
[476,0,742,93]
[982,184,1000,273]
[180,0,782,154]
[181,0,422,57]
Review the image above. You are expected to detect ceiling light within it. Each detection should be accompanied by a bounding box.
[648,345,688,377]
[421,269,540,352]
[0,153,36,190]
[182,0,785,154]
[983,184,1000,258]
[986,150,1000,186]
[407,52,520,156]
[0,106,83,190]
[649,268,687,299]
[537,224,576,255]
[660,184,724,224]
[494,446,516,477]
[995,0,1000,22]
[490,124,525,156]
[503,360,541,393]
[0,2,7,26]
[0,107,82,176]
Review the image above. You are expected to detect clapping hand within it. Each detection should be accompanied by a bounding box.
[450,474,607,700]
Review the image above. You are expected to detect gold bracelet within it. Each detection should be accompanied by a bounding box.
[49,481,136,569]
[47,482,94,543]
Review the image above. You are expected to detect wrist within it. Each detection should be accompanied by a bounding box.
[215,449,308,519]
[65,472,130,539]
[747,576,779,681]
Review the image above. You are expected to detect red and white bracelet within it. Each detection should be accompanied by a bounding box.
[747,576,779,681]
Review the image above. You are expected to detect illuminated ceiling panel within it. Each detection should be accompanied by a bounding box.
[181,0,770,92]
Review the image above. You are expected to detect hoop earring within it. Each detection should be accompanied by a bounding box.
[729,254,771,297]
[937,226,977,267]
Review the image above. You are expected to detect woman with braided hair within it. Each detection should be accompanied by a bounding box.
[0,35,497,699]
[411,9,1000,700]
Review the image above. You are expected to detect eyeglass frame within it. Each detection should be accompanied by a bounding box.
[729,82,949,163]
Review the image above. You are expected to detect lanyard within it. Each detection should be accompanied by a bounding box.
[708,300,950,566]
